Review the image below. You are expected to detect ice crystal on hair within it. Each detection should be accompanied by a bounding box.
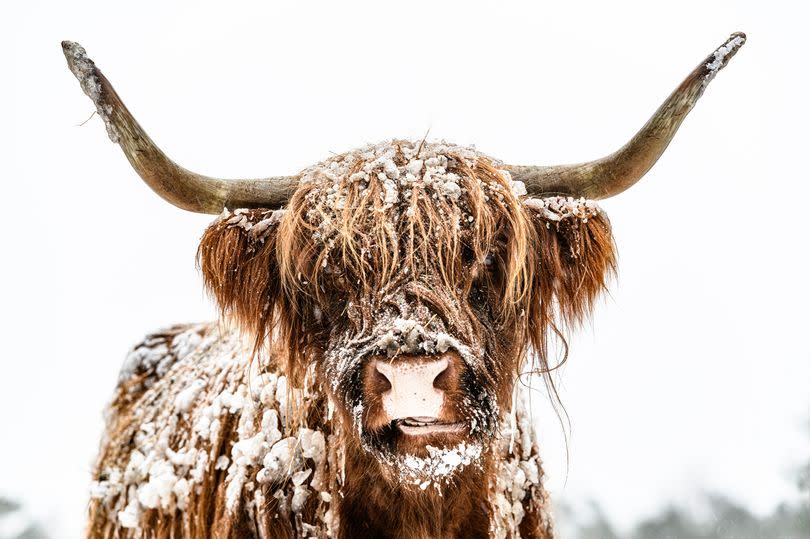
[395,442,483,488]
[372,317,472,359]
[297,140,514,247]
[524,196,601,223]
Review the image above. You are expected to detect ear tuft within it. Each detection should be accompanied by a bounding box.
[197,209,284,342]
[527,196,617,330]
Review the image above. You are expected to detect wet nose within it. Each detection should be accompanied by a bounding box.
[374,357,449,420]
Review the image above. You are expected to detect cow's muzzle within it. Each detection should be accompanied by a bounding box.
[362,352,466,436]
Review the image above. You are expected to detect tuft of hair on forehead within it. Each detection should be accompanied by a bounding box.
[275,140,534,322]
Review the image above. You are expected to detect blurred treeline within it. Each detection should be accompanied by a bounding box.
[560,441,810,539]
[559,495,809,539]
[0,498,47,539]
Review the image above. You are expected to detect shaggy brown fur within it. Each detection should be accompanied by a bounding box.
[87,141,616,538]
[199,145,614,410]
[86,327,327,538]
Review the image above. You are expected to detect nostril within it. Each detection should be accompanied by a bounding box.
[432,362,452,391]
[374,365,392,392]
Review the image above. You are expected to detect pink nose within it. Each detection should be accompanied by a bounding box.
[374,357,449,420]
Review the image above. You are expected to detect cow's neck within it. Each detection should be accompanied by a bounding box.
[337,439,492,539]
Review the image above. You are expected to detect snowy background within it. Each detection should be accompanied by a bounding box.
[3,0,809,537]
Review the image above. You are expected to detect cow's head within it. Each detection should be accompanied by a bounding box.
[63,34,744,485]
[193,142,617,483]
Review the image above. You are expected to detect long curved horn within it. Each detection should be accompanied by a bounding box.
[511,32,746,200]
[62,41,298,214]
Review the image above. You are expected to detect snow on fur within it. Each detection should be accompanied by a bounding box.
[299,140,525,254]
[88,322,552,537]
[89,324,339,535]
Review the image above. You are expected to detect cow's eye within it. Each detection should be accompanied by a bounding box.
[469,280,487,307]
[469,254,496,305]
[462,246,476,266]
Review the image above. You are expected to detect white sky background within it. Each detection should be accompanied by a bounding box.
[2,0,809,536]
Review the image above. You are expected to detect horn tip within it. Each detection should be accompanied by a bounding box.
[61,40,90,68]
[61,39,98,97]
[61,40,79,52]
[701,32,746,90]
[724,32,747,56]
[729,31,747,43]
[62,40,121,144]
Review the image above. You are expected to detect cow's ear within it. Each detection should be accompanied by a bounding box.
[198,209,285,344]
[525,197,616,334]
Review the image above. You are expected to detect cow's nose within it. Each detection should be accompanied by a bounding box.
[373,357,449,420]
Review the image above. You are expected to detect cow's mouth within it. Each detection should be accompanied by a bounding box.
[395,417,467,436]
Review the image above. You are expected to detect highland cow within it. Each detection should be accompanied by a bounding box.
[63,33,745,539]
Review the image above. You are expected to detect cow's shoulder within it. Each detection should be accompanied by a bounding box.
[88,323,333,537]
[100,321,253,448]
[115,322,215,395]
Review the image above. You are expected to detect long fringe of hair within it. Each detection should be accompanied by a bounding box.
[198,149,616,412]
